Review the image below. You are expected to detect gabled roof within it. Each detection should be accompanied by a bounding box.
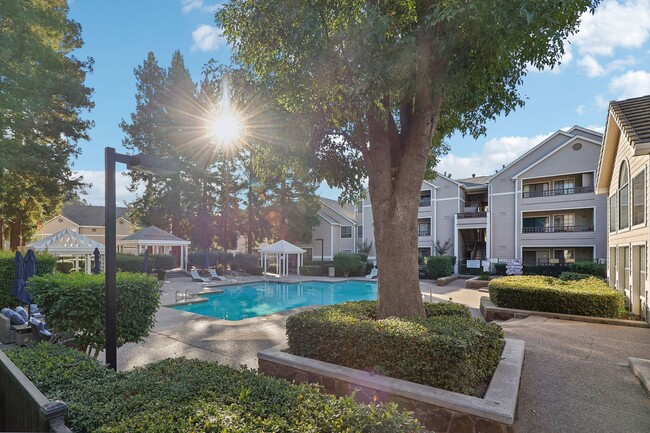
[318,197,356,225]
[259,239,306,254]
[28,228,105,254]
[121,226,189,243]
[61,205,129,227]
[454,175,490,189]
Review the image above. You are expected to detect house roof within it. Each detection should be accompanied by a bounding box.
[454,175,490,189]
[259,239,306,254]
[62,205,129,227]
[609,95,650,150]
[318,197,356,225]
[121,226,189,244]
[28,228,105,255]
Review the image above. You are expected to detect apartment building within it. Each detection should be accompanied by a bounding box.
[37,205,133,245]
[301,126,607,271]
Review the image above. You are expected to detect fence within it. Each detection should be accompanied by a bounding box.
[0,350,72,433]
[458,258,607,277]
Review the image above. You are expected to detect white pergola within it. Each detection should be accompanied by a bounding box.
[28,228,105,274]
[259,240,306,276]
[119,225,191,270]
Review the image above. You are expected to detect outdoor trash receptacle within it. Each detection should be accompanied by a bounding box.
[13,324,32,346]
[328,266,335,277]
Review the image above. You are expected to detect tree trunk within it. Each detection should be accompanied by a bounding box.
[0,219,4,249]
[9,215,21,251]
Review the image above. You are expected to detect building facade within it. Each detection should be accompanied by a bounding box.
[301,126,607,271]
[596,95,650,323]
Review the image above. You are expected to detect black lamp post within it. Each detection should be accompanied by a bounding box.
[105,147,179,370]
[315,238,324,275]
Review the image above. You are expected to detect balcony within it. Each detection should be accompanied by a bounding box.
[522,225,593,234]
[457,211,487,219]
[418,229,431,237]
[419,197,431,207]
[522,185,594,198]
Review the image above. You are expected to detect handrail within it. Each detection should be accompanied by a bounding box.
[457,211,487,219]
[522,225,593,233]
[522,185,594,198]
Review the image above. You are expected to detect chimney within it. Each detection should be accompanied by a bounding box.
[472,174,475,178]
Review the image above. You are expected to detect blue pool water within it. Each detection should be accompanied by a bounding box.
[171,280,378,320]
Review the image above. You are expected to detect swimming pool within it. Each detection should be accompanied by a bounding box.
[170,280,378,321]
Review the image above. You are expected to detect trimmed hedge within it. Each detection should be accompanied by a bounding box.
[7,344,423,433]
[115,253,151,273]
[0,250,56,309]
[286,301,504,396]
[488,276,625,318]
[149,254,176,270]
[299,265,322,276]
[333,252,364,277]
[425,255,454,279]
[567,262,606,277]
[187,250,233,269]
[27,272,161,354]
[231,253,259,272]
[559,272,591,281]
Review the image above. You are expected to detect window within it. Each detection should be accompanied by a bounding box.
[356,203,363,214]
[554,178,575,193]
[417,219,431,236]
[522,182,550,197]
[418,248,431,258]
[340,249,352,253]
[523,216,549,233]
[633,170,645,226]
[553,214,575,230]
[420,191,431,207]
[341,226,352,238]
[554,249,575,262]
[610,193,617,232]
[619,162,630,229]
[357,225,363,239]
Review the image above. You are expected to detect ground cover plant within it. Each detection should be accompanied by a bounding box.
[286,301,504,396]
[7,343,423,433]
[489,276,625,318]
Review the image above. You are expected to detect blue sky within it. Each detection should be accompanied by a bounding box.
[68,0,650,204]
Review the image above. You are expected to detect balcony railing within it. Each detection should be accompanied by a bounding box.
[457,211,487,219]
[522,225,593,233]
[522,185,594,198]
[418,230,431,236]
[420,198,431,207]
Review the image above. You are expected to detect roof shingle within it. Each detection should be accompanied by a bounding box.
[610,95,650,149]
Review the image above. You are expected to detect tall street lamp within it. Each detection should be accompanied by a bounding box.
[105,148,180,371]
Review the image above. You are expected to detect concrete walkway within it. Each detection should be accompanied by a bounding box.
[108,276,650,432]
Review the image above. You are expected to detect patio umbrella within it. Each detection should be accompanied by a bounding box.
[203,250,210,270]
[10,251,23,298]
[144,248,150,273]
[24,249,36,280]
[93,247,101,274]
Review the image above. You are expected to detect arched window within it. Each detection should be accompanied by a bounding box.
[619,161,629,229]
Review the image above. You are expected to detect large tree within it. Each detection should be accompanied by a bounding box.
[0,0,93,249]
[218,0,600,318]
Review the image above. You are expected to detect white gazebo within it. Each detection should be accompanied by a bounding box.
[28,228,106,273]
[259,240,306,276]
[118,226,191,270]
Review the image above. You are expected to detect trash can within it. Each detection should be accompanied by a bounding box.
[328,266,335,277]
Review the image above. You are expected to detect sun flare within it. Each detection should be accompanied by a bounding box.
[212,111,242,145]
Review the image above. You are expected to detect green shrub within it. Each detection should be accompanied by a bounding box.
[286,300,503,395]
[115,253,152,273]
[7,344,423,433]
[478,272,491,281]
[248,266,263,275]
[522,264,562,277]
[267,264,278,273]
[333,252,364,277]
[566,262,606,277]
[231,253,259,272]
[425,255,454,279]
[149,254,176,270]
[299,265,322,276]
[488,276,625,318]
[188,250,233,269]
[559,272,592,281]
[27,272,161,354]
[55,261,74,274]
[0,250,56,309]
[494,263,507,276]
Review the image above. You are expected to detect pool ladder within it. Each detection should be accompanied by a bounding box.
[176,289,196,302]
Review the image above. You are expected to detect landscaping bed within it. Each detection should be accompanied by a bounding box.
[6,343,423,433]
[488,276,625,318]
[285,301,504,396]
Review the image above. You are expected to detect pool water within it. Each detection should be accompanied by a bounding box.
[170,280,378,321]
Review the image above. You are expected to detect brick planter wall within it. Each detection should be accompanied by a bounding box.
[258,339,524,433]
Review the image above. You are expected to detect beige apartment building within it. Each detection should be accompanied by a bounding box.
[37,205,133,245]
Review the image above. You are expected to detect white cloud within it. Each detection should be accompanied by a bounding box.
[576,104,586,115]
[595,94,610,109]
[572,0,650,56]
[76,170,142,206]
[191,24,224,51]
[585,124,607,133]
[610,70,650,99]
[437,133,554,179]
[577,55,606,77]
[181,0,222,14]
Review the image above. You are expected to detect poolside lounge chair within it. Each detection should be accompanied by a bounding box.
[190,269,210,283]
[208,268,228,281]
[365,268,378,279]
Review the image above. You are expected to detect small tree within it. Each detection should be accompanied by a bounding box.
[334,252,364,278]
[434,239,453,256]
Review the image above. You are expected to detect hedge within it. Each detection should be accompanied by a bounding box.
[55,261,74,274]
[115,253,151,273]
[333,252,364,277]
[299,265,322,276]
[27,272,160,355]
[7,344,423,433]
[559,272,592,281]
[286,300,504,395]
[425,255,454,279]
[493,261,606,278]
[231,253,259,272]
[187,250,233,269]
[488,276,625,318]
[149,254,176,270]
[0,250,56,309]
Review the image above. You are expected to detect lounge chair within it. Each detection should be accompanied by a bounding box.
[190,269,210,283]
[29,317,53,342]
[365,268,378,279]
[208,268,228,281]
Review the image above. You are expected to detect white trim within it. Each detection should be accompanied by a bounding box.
[340,225,353,239]
[520,245,596,259]
[434,197,462,202]
[490,191,516,196]
[41,214,79,228]
[319,199,357,225]
[520,170,596,182]
[118,239,191,246]
[317,211,337,225]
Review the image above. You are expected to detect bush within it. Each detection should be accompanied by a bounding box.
[27,272,161,354]
[231,253,259,272]
[115,253,151,273]
[559,272,592,281]
[267,264,278,273]
[567,262,606,277]
[494,263,507,276]
[286,300,504,395]
[0,250,56,309]
[7,344,423,433]
[248,267,263,275]
[55,261,74,274]
[299,265,322,276]
[333,252,364,277]
[488,276,625,318]
[188,250,233,269]
[149,254,176,270]
[522,264,562,277]
[425,255,454,279]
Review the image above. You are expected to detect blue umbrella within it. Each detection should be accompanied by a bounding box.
[17,250,34,304]
[144,248,150,273]
[10,251,24,297]
[203,250,210,270]
[93,248,101,274]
